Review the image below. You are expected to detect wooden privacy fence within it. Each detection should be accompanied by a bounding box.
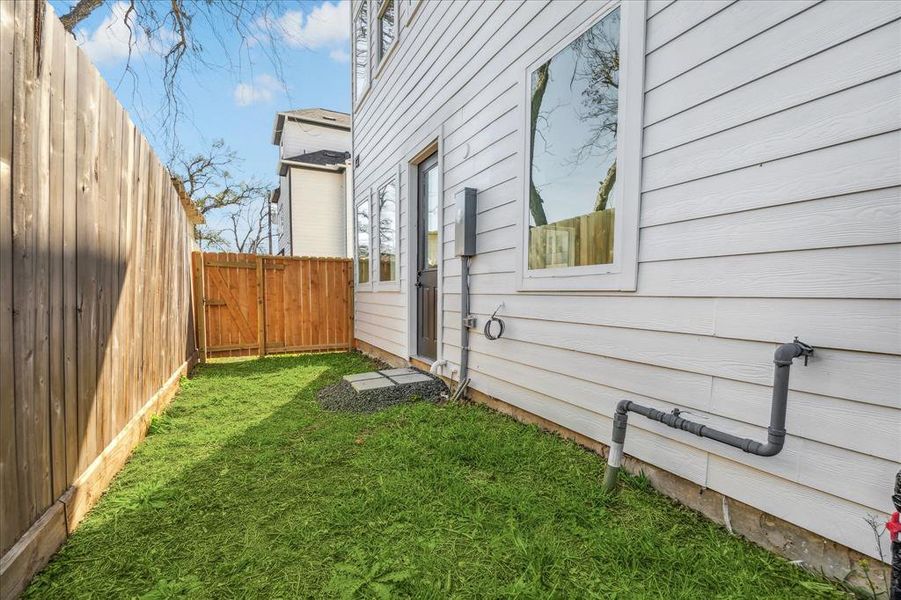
[1,2,202,596]
[193,253,354,359]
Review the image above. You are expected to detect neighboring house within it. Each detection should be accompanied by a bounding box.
[350,0,901,579]
[271,108,353,257]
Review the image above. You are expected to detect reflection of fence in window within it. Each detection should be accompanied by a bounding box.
[359,257,370,282]
[379,254,396,281]
[528,208,615,269]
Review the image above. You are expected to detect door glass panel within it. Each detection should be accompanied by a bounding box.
[425,166,438,268]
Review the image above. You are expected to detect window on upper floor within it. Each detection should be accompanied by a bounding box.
[356,196,371,284]
[520,2,644,291]
[376,0,396,64]
[376,178,398,283]
[353,1,370,102]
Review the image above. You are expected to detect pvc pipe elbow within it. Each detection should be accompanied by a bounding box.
[773,342,803,366]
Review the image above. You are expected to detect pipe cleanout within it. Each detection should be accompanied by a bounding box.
[602,338,814,493]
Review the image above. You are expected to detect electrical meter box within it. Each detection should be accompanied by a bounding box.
[454,188,477,257]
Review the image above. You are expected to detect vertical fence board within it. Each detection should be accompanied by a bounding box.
[47,11,66,500]
[61,22,77,487]
[0,0,19,556]
[12,0,39,532]
[75,48,97,474]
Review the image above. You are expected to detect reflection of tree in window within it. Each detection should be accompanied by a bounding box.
[357,201,370,283]
[528,8,620,269]
[354,2,369,101]
[378,181,397,281]
[378,0,396,62]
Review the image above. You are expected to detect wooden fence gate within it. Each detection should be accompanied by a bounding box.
[192,252,354,359]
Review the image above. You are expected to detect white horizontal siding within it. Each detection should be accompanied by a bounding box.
[353,0,901,562]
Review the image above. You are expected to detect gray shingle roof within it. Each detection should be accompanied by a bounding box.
[284,149,351,166]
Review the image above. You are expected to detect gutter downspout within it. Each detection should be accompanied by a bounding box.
[602,338,814,493]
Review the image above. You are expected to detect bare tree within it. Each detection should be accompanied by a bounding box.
[168,139,270,251]
[528,9,621,220]
[225,198,269,254]
[570,12,620,212]
[58,0,288,145]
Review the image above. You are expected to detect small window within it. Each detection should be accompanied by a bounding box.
[377,179,398,282]
[353,1,370,102]
[528,7,620,271]
[356,198,371,284]
[376,0,396,64]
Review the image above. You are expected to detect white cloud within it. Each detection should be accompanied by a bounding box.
[269,0,350,63]
[329,48,350,63]
[233,74,282,107]
[76,2,148,65]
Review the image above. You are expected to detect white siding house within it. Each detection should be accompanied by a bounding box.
[350,0,901,575]
[272,108,353,257]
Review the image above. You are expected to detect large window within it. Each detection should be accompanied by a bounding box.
[377,179,398,282]
[353,1,369,102]
[356,197,371,284]
[376,0,396,64]
[528,7,620,271]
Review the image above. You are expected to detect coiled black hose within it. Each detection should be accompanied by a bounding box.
[484,306,505,340]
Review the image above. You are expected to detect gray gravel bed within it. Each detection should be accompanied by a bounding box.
[317,371,448,413]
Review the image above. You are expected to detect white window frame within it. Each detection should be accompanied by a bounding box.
[516,0,645,292]
[374,0,398,76]
[399,0,422,28]
[355,192,373,290]
[375,167,401,290]
[352,0,371,108]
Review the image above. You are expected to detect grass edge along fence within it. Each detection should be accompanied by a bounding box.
[0,1,201,596]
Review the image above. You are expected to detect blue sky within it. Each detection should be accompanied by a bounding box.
[48,0,352,187]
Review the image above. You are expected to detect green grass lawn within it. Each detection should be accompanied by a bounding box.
[26,352,848,599]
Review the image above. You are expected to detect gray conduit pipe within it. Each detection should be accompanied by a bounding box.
[601,338,814,493]
[456,256,472,399]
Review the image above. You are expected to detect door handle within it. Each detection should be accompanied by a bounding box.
[415,271,423,288]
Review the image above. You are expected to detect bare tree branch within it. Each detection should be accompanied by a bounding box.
[60,0,105,32]
[57,0,289,150]
[169,139,271,251]
[528,63,550,227]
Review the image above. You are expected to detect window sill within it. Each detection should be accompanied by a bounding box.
[374,280,400,292]
[355,280,373,292]
[516,264,638,292]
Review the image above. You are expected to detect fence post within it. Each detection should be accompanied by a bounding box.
[256,254,266,357]
[191,251,207,363]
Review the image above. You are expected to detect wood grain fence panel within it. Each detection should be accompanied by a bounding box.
[47,12,66,501]
[196,254,354,358]
[1,2,200,592]
[12,0,39,533]
[0,0,18,555]
[61,26,77,487]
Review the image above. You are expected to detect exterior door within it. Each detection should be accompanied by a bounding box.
[416,153,439,359]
